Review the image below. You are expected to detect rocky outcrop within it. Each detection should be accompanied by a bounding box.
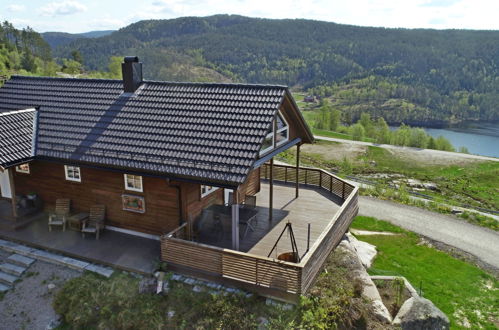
[393,297,450,330]
[346,233,377,268]
[338,239,392,323]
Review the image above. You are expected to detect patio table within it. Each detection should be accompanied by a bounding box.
[68,212,89,231]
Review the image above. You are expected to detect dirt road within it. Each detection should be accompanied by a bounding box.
[359,196,499,271]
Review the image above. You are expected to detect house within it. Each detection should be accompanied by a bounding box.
[0,57,358,300]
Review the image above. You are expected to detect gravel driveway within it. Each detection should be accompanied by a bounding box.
[359,196,499,272]
[0,249,81,330]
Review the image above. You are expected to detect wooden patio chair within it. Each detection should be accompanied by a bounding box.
[81,204,106,239]
[48,198,71,232]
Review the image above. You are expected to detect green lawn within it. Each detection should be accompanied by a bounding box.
[351,216,499,329]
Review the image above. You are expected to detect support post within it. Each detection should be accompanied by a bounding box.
[231,188,240,251]
[269,157,274,222]
[295,144,300,198]
[8,169,17,218]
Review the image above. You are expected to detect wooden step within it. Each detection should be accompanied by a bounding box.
[0,263,26,276]
[7,254,35,268]
[0,271,18,285]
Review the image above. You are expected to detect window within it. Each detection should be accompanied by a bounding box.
[64,165,81,182]
[124,174,143,192]
[201,185,219,198]
[15,163,30,174]
[259,111,289,155]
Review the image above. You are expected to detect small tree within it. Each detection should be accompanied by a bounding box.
[350,123,365,141]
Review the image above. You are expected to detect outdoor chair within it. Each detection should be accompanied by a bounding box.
[48,198,71,231]
[81,204,106,239]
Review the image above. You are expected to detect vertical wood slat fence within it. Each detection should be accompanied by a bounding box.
[161,164,358,298]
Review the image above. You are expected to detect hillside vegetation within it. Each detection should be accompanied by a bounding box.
[52,15,499,126]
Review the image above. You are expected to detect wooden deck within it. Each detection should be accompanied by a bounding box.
[161,164,359,300]
[250,183,341,258]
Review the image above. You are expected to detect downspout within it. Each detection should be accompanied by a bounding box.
[166,179,183,226]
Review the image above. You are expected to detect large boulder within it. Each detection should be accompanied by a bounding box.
[393,297,449,330]
[338,240,392,324]
[346,233,377,268]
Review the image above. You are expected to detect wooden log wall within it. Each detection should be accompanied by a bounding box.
[14,160,181,235]
[236,168,261,202]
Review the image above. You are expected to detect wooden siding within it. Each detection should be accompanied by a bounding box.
[236,168,261,202]
[13,160,180,235]
[182,182,224,221]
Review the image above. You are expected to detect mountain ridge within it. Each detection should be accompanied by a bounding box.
[49,15,499,125]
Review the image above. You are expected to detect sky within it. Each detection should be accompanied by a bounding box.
[2,0,499,33]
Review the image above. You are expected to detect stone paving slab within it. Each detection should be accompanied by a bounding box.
[7,254,35,267]
[0,239,113,277]
[84,264,114,278]
[0,263,26,276]
[0,271,18,285]
[0,283,11,292]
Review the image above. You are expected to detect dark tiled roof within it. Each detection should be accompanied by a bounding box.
[0,108,36,169]
[0,76,289,185]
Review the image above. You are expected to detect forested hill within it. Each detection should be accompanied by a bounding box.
[50,15,499,125]
[42,30,114,48]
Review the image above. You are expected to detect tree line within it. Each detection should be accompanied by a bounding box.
[315,100,458,152]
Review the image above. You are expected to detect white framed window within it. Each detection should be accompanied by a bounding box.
[259,111,289,156]
[124,174,143,192]
[15,163,30,174]
[64,165,81,182]
[201,185,219,198]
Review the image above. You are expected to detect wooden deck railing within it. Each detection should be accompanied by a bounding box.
[161,164,358,298]
[261,163,355,201]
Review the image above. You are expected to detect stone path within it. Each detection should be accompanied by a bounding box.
[0,254,35,293]
[0,238,114,280]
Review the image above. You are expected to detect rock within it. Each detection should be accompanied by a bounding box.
[257,316,269,330]
[167,310,175,319]
[338,239,392,324]
[47,283,56,290]
[393,297,449,330]
[192,285,203,293]
[45,317,61,330]
[423,182,438,191]
[138,277,156,294]
[347,233,377,268]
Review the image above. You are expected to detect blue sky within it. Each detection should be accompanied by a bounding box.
[2,0,498,33]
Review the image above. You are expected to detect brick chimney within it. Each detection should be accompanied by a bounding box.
[121,56,143,93]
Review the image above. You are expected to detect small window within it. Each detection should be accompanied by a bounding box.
[64,165,81,182]
[15,163,30,174]
[201,185,219,198]
[124,174,143,192]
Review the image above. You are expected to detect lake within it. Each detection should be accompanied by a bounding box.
[423,122,499,158]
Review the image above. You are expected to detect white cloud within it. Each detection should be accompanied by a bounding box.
[7,4,26,12]
[40,1,87,16]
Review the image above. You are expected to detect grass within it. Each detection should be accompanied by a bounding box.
[53,254,381,328]
[312,127,376,143]
[361,146,499,211]
[351,216,499,329]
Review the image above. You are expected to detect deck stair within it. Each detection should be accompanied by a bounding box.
[0,254,35,293]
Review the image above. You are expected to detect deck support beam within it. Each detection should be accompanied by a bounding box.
[296,144,300,198]
[269,157,273,222]
[231,188,240,250]
[8,169,17,218]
